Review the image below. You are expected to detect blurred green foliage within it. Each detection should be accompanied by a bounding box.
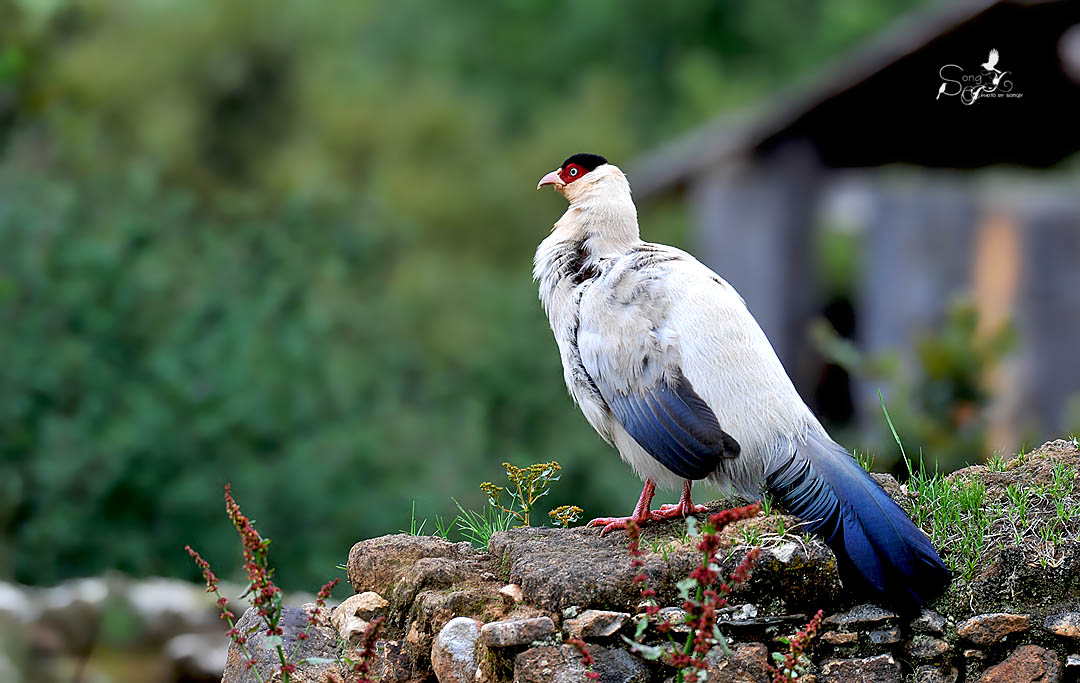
[812,301,1016,474]
[0,0,926,589]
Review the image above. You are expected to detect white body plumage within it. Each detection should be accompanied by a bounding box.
[534,164,821,496]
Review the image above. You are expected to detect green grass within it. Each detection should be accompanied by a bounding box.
[453,499,515,549]
[985,452,1008,472]
[880,393,1080,582]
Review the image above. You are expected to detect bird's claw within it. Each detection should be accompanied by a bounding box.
[588,516,648,537]
[651,502,708,521]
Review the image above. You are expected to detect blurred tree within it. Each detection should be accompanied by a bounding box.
[811,301,1016,474]
[0,0,928,588]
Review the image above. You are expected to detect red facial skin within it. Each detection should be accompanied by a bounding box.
[559,163,588,185]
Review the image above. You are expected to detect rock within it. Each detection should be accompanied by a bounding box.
[391,556,480,612]
[913,609,947,635]
[564,610,630,639]
[400,583,505,669]
[164,632,229,682]
[869,627,902,645]
[977,645,1061,682]
[347,534,479,596]
[907,635,951,660]
[820,654,902,682]
[1043,612,1080,639]
[35,577,110,651]
[705,642,773,682]
[1065,653,1079,670]
[958,613,1031,646]
[655,607,691,634]
[514,644,648,683]
[499,584,524,604]
[914,665,959,683]
[722,603,760,620]
[717,613,812,638]
[487,508,840,615]
[352,638,416,682]
[480,616,555,647]
[944,441,1080,616]
[431,617,482,683]
[0,582,39,624]
[125,577,220,641]
[821,631,858,646]
[221,605,341,683]
[332,591,389,645]
[823,604,898,630]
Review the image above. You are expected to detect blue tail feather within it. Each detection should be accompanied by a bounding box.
[766,431,951,609]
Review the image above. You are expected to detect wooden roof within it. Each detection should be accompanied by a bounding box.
[633,0,1080,197]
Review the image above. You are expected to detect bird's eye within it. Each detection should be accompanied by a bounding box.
[569,167,578,176]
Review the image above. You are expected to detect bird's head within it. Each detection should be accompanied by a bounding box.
[536,153,622,202]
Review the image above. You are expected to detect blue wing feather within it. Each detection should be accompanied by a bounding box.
[606,370,739,480]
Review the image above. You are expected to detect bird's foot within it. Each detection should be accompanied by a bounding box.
[589,513,652,537]
[651,500,708,521]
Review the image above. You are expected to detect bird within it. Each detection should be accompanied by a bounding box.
[534,153,951,608]
[936,82,948,100]
[982,49,1000,74]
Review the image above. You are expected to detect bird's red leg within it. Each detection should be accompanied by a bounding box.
[651,480,708,520]
[589,480,657,536]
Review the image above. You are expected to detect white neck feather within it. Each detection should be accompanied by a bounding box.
[558,164,639,257]
[533,164,641,323]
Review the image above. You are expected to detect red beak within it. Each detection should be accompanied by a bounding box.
[537,169,565,190]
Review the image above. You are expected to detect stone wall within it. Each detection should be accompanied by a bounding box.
[0,576,259,681]
[223,439,1080,682]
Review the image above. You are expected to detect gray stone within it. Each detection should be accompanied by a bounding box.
[914,665,959,683]
[655,607,690,634]
[480,616,555,647]
[722,603,759,620]
[347,533,479,597]
[221,605,341,683]
[958,613,1031,646]
[0,582,38,624]
[823,603,898,630]
[164,633,229,681]
[1065,653,1080,669]
[907,635,951,660]
[913,609,947,635]
[332,591,389,645]
[870,627,902,645]
[564,610,630,639]
[514,644,648,683]
[36,577,110,652]
[431,617,482,683]
[1044,612,1080,639]
[125,577,220,639]
[487,508,840,614]
[820,654,902,682]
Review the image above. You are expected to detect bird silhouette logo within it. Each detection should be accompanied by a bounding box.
[936,48,1018,105]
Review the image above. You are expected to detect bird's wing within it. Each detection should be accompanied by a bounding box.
[986,49,999,68]
[576,247,740,480]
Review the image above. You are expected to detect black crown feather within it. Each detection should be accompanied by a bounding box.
[560,153,608,171]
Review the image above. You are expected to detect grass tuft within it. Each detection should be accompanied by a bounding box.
[880,394,1080,581]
